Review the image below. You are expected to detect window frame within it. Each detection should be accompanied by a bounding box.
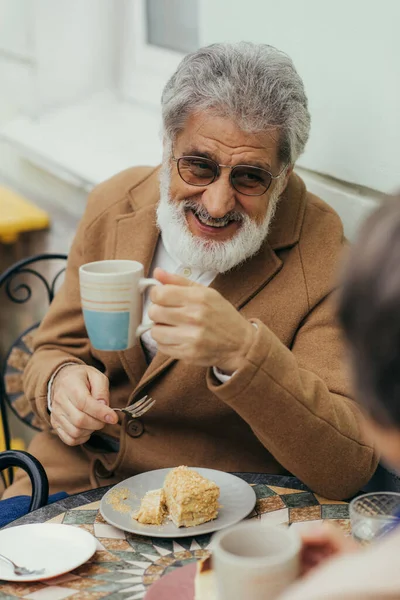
[119,0,191,108]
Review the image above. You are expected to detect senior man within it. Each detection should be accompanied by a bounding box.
[4,42,377,501]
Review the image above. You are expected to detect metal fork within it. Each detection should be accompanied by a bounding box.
[0,552,45,577]
[113,395,155,419]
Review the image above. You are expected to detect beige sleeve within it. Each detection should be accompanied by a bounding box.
[23,210,96,427]
[207,295,378,500]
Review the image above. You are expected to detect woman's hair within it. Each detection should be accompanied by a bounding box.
[161,42,310,165]
[339,196,400,427]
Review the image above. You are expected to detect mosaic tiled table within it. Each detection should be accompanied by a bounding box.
[0,474,350,600]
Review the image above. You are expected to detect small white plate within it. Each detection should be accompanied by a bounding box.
[100,467,256,538]
[0,523,97,582]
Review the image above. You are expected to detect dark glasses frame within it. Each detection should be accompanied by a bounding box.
[171,153,287,197]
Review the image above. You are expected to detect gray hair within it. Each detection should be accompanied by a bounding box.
[161,42,311,165]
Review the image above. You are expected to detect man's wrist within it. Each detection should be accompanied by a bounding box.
[47,362,79,411]
[216,320,257,375]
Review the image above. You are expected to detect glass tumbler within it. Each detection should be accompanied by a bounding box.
[350,492,400,545]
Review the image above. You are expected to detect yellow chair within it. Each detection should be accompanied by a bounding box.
[0,426,24,453]
[0,186,50,244]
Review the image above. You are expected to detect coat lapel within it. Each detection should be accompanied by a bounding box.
[112,190,160,388]
[210,173,307,308]
[211,242,282,308]
[113,205,159,275]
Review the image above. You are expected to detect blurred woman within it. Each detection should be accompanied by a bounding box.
[281,196,400,599]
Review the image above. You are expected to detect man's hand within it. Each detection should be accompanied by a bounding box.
[299,523,358,576]
[148,268,256,374]
[50,364,118,446]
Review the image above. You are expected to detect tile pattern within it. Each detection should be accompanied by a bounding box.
[0,485,349,600]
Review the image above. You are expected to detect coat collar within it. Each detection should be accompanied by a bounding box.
[112,173,162,388]
[113,168,308,392]
[268,171,307,250]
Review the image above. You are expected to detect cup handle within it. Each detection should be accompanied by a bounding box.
[138,278,159,294]
[136,278,160,337]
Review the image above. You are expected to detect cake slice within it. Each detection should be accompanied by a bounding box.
[132,488,166,525]
[163,466,220,527]
[194,556,218,600]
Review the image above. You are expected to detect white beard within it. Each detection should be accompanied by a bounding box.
[156,160,282,274]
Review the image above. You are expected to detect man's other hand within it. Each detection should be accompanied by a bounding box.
[50,364,118,446]
[299,523,358,576]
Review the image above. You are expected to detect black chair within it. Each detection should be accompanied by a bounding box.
[0,253,67,487]
[0,451,49,511]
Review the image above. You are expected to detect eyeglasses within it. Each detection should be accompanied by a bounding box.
[172,154,287,197]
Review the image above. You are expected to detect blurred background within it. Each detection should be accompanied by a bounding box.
[0,0,399,447]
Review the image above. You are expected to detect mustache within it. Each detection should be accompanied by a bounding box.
[182,199,244,226]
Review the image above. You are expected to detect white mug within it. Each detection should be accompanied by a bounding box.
[79,260,158,351]
[211,521,300,600]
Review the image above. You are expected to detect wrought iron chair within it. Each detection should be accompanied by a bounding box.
[0,253,67,486]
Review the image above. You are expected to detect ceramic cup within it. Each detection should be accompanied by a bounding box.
[211,521,301,600]
[79,260,158,351]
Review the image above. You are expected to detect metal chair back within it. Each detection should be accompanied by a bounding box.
[0,254,67,463]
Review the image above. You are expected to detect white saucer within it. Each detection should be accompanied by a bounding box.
[0,523,97,582]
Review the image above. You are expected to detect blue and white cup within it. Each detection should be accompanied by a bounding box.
[79,260,158,351]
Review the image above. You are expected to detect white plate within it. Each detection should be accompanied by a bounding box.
[0,523,97,582]
[100,467,256,538]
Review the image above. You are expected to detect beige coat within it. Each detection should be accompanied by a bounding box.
[280,528,400,599]
[5,167,377,500]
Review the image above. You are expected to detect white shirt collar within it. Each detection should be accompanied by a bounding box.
[154,236,218,285]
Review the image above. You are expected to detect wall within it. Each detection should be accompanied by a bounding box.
[0,0,117,118]
[0,0,34,120]
[0,0,116,220]
[0,0,392,241]
[33,0,117,114]
[199,0,400,195]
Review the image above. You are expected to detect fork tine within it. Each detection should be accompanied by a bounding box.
[128,394,150,412]
[113,395,156,418]
[127,397,154,415]
[129,399,156,417]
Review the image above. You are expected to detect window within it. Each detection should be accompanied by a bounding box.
[146,0,199,54]
[1,0,397,196]
[120,0,200,107]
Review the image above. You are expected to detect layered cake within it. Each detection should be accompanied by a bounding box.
[194,556,217,600]
[132,466,220,527]
[163,466,220,527]
[132,488,166,525]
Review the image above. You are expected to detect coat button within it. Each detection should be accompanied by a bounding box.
[126,418,144,438]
